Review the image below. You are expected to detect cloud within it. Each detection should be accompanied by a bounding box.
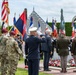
[0,0,76,25]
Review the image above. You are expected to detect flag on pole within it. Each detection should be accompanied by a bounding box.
[52,19,55,32]
[59,9,65,34]
[1,0,10,31]
[11,13,19,34]
[51,19,57,37]
[38,21,41,31]
[13,13,16,25]
[53,19,58,37]
[46,18,48,24]
[30,16,33,27]
[11,13,16,31]
[72,26,75,39]
[15,9,27,38]
[71,21,76,38]
[37,21,42,35]
[1,0,10,23]
[72,21,74,27]
[45,18,49,30]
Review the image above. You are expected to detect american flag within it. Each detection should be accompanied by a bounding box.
[1,0,10,23]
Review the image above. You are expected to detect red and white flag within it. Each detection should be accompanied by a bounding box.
[1,0,10,24]
[72,26,75,39]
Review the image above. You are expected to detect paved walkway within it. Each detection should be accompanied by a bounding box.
[17,61,76,75]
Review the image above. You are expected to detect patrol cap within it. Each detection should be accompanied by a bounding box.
[2,28,8,33]
[10,31,16,35]
[29,27,37,32]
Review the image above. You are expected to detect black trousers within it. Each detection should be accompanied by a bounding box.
[43,52,50,70]
[28,59,39,75]
[24,59,28,65]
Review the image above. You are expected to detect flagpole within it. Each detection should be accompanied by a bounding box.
[24,8,27,33]
[7,14,9,31]
[2,0,10,31]
[7,0,10,31]
[24,8,27,20]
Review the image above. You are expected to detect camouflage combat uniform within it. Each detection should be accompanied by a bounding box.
[0,34,8,75]
[6,36,22,75]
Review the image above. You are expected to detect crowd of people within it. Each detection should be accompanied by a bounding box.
[0,26,76,75]
[25,26,76,75]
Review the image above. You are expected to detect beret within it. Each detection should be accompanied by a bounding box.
[2,28,8,33]
[10,31,16,35]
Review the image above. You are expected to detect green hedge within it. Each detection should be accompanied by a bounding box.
[0,22,73,36]
[48,22,72,36]
[65,22,72,36]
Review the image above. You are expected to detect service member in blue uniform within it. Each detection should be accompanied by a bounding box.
[25,27,45,75]
[41,29,52,71]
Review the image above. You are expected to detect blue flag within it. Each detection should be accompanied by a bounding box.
[38,21,40,29]
[13,16,16,25]
[52,19,55,32]
[15,11,27,38]
[30,16,33,27]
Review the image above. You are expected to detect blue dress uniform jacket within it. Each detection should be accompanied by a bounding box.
[41,34,52,52]
[25,35,45,59]
[25,35,45,75]
[41,34,52,71]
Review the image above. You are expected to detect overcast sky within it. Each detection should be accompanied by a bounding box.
[0,0,76,25]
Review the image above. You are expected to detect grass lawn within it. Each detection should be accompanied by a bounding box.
[16,68,53,75]
[18,57,24,63]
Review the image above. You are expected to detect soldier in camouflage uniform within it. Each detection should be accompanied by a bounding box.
[56,33,70,73]
[0,29,8,75]
[6,31,22,75]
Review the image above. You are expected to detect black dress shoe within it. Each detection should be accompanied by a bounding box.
[64,71,67,73]
[47,69,51,71]
[44,69,51,71]
[60,70,64,73]
[73,70,76,72]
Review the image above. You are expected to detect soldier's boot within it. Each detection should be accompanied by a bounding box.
[64,68,67,73]
[60,68,64,73]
